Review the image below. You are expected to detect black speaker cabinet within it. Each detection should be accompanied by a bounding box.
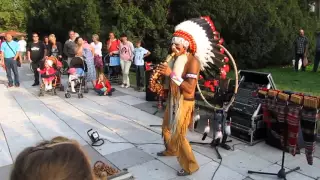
[145,70,158,101]
[229,70,277,145]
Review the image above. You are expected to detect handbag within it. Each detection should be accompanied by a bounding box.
[94,55,103,68]
[6,42,21,67]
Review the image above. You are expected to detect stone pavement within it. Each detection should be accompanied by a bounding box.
[0,64,319,180]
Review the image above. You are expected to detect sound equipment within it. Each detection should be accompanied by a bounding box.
[228,70,276,145]
[145,70,158,101]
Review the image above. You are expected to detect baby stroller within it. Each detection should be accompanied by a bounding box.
[103,54,122,84]
[39,57,64,96]
[65,57,89,99]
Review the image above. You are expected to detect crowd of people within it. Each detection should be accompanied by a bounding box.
[0,30,151,95]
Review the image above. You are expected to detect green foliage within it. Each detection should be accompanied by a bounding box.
[26,0,100,40]
[168,0,318,68]
[0,0,27,32]
[15,0,319,67]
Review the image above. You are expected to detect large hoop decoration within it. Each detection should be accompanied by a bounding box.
[196,44,238,111]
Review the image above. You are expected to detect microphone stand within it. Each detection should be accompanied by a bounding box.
[247,100,300,179]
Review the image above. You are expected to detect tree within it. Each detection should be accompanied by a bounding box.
[99,0,171,61]
[22,0,318,68]
[169,0,318,68]
[0,0,28,32]
[26,0,100,41]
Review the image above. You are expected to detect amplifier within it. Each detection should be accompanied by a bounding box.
[228,70,276,145]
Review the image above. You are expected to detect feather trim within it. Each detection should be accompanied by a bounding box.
[173,17,227,75]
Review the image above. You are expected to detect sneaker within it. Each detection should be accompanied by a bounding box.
[121,84,125,88]
[15,84,20,88]
[125,85,130,88]
[8,84,13,88]
[32,82,39,86]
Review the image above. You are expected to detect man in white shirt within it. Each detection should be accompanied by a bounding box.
[133,40,150,91]
[18,36,27,63]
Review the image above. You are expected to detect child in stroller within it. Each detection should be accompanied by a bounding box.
[37,59,56,91]
[65,57,88,98]
[37,56,64,96]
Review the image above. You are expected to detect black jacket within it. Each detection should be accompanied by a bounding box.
[47,42,63,57]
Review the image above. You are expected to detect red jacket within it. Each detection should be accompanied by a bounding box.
[95,79,112,92]
[39,67,56,75]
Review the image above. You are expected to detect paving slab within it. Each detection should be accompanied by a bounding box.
[278,152,320,179]
[133,101,164,118]
[221,150,273,176]
[249,163,314,180]
[0,164,12,180]
[242,177,254,180]
[169,177,189,180]
[116,127,162,144]
[82,145,119,171]
[137,144,212,171]
[111,89,128,97]
[128,159,178,180]
[187,161,245,180]
[0,126,13,167]
[105,147,155,170]
[94,141,135,156]
[241,141,283,163]
[6,133,43,160]
[113,85,145,100]
[113,95,147,106]
[0,66,318,180]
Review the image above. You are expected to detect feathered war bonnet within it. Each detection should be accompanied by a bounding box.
[171,16,230,79]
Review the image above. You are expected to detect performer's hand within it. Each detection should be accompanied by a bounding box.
[159,63,172,77]
[37,68,40,72]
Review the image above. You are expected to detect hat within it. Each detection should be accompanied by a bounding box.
[172,16,229,78]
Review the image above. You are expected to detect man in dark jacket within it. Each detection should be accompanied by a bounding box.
[63,30,76,65]
[313,32,320,72]
[293,29,308,72]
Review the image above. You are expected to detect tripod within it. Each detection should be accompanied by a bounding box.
[247,122,300,179]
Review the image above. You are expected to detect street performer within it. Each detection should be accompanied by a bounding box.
[156,17,228,176]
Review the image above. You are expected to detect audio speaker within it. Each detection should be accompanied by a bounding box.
[145,70,158,101]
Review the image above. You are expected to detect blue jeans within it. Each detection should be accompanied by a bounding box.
[94,88,114,96]
[4,58,19,86]
[135,65,145,88]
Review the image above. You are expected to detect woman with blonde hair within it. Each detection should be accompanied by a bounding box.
[91,34,103,76]
[10,136,104,180]
[47,34,63,60]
